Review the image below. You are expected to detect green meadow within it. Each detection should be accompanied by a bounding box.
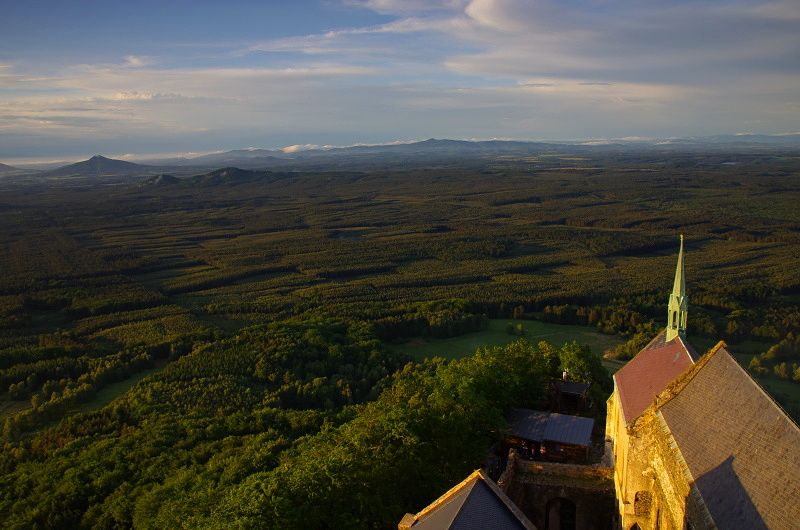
[393,319,626,371]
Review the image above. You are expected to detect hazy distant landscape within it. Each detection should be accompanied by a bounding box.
[3,0,800,525]
[5,134,800,174]
[1,143,799,526]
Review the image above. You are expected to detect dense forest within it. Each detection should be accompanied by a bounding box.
[1,150,799,527]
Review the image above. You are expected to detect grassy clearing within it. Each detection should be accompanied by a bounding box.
[26,365,168,435]
[80,365,166,414]
[391,319,626,371]
[0,398,31,420]
[759,377,800,402]
[725,339,773,356]
[1,366,166,423]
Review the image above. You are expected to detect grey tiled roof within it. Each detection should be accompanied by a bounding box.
[404,470,535,529]
[506,408,549,442]
[559,381,589,395]
[658,345,800,529]
[543,413,594,447]
[507,408,594,447]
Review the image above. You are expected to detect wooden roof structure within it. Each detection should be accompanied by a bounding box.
[655,342,800,529]
[398,469,535,530]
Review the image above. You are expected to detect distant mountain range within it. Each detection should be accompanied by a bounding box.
[656,133,800,147]
[140,135,800,168]
[131,139,508,166]
[5,135,800,178]
[139,139,569,169]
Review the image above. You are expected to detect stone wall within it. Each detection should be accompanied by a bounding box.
[502,450,615,530]
[615,413,654,528]
[614,409,714,530]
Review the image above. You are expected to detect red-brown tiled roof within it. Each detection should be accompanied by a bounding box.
[613,329,698,425]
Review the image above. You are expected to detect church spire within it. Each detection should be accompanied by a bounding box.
[666,235,688,342]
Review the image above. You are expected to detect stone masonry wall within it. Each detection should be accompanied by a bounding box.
[618,409,713,530]
[503,451,615,530]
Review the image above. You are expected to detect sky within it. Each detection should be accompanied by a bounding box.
[1,0,799,163]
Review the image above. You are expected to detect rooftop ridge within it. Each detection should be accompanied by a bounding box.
[707,344,800,432]
[640,340,800,449]
[651,341,800,432]
[409,470,481,522]
[673,335,700,362]
[399,469,536,530]
[650,341,726,413]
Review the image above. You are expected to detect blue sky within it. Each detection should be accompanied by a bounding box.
[2,0,799,163]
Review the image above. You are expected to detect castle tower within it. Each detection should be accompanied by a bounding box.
[666,235,688,342]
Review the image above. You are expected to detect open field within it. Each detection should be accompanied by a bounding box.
[393,319,626,371]
[0,398,29,420]
[760,377,800,405]
[79,364,166,414]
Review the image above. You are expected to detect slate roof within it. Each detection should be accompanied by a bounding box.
[399,469,535,530]
[559,381,589,395]
[657,343,800,529]
[507,408,595,447]
[506,409,549,442]
[613,329,699,424]
[543,413,594,447]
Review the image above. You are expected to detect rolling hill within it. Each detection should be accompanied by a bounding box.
[40,155,164,178]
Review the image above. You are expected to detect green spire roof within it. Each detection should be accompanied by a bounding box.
[666,235,688,342]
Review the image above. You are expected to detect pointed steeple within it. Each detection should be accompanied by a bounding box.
[666,235,688,342]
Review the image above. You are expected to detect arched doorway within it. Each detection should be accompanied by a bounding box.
[545,498,576,530]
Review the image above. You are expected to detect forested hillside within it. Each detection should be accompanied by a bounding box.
[1,151,799,526]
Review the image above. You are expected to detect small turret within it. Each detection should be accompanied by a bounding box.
[666,235,688,342]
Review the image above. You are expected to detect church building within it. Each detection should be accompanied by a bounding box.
[605,237,800,529]
[401,237,800,530]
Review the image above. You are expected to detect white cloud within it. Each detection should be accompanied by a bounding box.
[64,63,375,95]
[453,1,800,83]
[121,55,155,68]
[244,15,462,66]
[2,0,799,160]
[281,144,321,153]
[111,92,184,101]
[344,0,467,15]
[0,56,392,152]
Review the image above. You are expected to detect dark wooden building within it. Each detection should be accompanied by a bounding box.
[557,381,589,414]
